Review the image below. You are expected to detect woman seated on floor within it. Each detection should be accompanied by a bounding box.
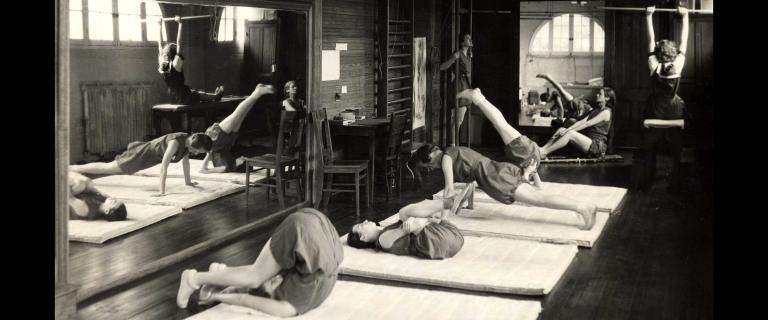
[535,74,617,159]
[346,191,467,259]
[69,171,127,221]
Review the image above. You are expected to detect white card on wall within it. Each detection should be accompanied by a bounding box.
[336,43,348,51]
[322,50,340,81]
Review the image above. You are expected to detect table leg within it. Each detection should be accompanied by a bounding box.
[153,110,163,137]
[184,112,192,134]
[163,112,184,133]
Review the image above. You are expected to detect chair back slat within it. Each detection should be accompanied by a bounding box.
[316,108,334,165]
[275,110,297,161]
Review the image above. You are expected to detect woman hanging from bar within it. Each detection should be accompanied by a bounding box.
[176,207,344,317]
[346,186,469,259]
[439,32,473,139]
[157,16,224,105]
[201,84,277,173]
[638,5,692,191]
[533,73,617,159]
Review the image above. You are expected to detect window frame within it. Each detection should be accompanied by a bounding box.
[69,0,167,48]
[216,6,237,43]
[528,13,605,58]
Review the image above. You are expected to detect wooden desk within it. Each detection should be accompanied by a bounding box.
[152,96,246,135]
[329,118,390,201]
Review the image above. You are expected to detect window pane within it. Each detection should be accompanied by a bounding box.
[118,0,142,41]
[88,0,114,40]
[217,6,235,42]
[573,14,591,52]
[593,21,605,52]
[71,0,82,10]
[146,2,167,42]
[552,14,569,52]
[70,9,84,39]
[530,22,550,52]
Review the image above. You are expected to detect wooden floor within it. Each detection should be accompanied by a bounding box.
[75,147,713,320]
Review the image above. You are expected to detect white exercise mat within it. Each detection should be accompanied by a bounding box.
[134,159,267,185]
[339,233,577,295]
[68,203,181,243]
[92,175,244,209]
[185,280,542,320]
[433,182,627,213]
[387,199,609,248]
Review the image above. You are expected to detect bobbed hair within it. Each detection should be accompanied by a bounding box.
[104,201,127,221]
[655,40,678,63]
[347,222,380,249]
[189,133,213,151]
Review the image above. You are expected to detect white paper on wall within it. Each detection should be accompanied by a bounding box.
[322,50,340,81]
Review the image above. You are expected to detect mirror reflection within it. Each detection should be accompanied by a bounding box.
[66,0,308,296]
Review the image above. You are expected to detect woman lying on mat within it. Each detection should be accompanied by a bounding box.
[157,16,224,105]
[201,84,277,173]
[69,132,212,196]
[176,208,343,317]
[69,171,127,221]
[406,143,597,230]
[346,193,467,259]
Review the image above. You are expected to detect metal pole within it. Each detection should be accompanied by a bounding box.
[467,0,472,149]
[141,14,213,23]
[600,7,712,14]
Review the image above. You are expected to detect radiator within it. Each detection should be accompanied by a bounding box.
[81,83,153,155]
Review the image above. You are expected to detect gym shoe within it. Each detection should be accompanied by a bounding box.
[177,269,199,309]
[198,262,228,303]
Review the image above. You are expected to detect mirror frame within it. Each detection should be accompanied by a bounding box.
[55,0,323,303]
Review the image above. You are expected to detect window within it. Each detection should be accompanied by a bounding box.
[88,0,114,41]
[552,15,569,52]
[217,7,235,42]
[572,14,591,52]
[118,0,142,41]
[529,13,604,55]
[69,0,83,39]
[69,0,166,44]
[593,21,604,52]
[530,22,549,52]
[145,2,167,42]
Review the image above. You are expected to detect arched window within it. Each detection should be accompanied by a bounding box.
[529,14,604,55]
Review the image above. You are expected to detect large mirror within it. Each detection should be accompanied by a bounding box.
[66,0,309,299]
[518,1,604,131]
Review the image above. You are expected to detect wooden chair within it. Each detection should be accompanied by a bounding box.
[318,108,369,217]
[244,110,303,209]
[378,109,409,198]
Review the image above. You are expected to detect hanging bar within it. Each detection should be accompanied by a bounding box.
[600,7,712,14]
[141,15,212,23]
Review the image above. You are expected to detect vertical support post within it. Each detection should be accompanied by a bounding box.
[467,0,473,148]
[451,0,458,147]
[56,0,71,288]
